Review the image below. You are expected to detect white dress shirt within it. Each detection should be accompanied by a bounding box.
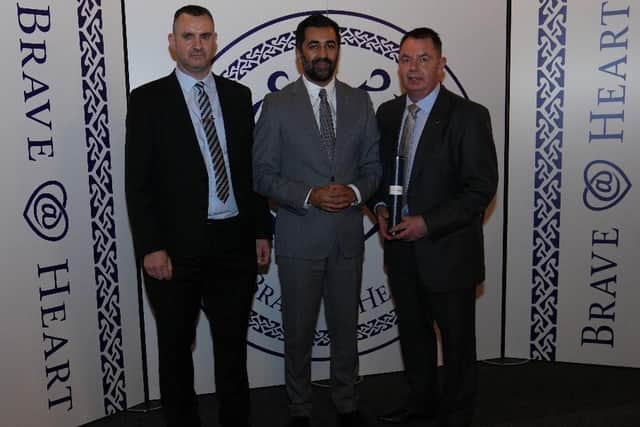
[301,75,362,206]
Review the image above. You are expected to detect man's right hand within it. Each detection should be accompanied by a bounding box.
[375,205,393,240]
[143,250,173,280]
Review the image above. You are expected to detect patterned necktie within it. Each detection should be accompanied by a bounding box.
[318,88,336,161]
[195,81,230,203]
[398,103,419,158]
[399,103,420,184]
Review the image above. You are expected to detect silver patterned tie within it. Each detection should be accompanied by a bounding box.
[318,88,336,161]
[399,103,420,183]
[195,81,230,203]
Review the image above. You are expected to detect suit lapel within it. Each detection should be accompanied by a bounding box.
[165,72,205,172]
[334,81,349,174]
[388,95,408,154]
[166,72,197,139]
[409,87,451,185]
[214,75,239,175]
[334,80,350,157]
[291,78,333,168]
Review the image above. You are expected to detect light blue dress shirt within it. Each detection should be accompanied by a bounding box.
[175,67,239,219]
[374,85,441,216]
[397,84,440,215]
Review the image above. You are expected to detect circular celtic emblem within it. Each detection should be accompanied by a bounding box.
[214,10,468,360]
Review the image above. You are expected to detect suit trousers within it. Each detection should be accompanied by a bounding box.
[143,218,256,427]
[277,248,363,417]
[386,240,477,427]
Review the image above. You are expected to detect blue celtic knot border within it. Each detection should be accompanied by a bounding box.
[531,0,567,361]
[221,27,398,81]
[248,308,397,347]
[77,0,126,413]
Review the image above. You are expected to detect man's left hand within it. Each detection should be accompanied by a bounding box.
[390,215,428,241]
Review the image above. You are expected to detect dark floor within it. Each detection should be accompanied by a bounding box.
[84,361,640,427]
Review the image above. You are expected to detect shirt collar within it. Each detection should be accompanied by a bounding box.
[406,83,441,113]
[302,74,336,100]
[175,66,216,93]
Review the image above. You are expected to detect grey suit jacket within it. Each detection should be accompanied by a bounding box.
[253,78,381,259]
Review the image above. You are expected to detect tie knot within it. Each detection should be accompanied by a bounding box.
[195,81,205,93]
[408,103,419,118]
[319,88,328,100]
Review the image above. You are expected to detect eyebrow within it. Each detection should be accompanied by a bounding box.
[306,40,337,45]
[400,52,429,57]
[399,52,431,60]
[181,31,213,37]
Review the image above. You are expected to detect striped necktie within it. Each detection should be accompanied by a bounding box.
[318,88,336,161]
[195,81,230,203]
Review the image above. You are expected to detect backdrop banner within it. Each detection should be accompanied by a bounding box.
[507,0,639,365]
[125,0,506,396]
[0,1,142,426]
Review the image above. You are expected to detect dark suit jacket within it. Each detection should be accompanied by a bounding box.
[373,86,498,291]
[125,71,271,259]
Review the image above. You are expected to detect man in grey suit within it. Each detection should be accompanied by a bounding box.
[252,14,381,427]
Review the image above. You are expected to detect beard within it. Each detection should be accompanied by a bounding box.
[301,56,336,83]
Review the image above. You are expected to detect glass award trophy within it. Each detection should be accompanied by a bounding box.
[388,154,405,234]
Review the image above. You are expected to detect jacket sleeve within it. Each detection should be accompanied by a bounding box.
[252,94,312,216]
[350,92,382,204]
[124,87,163,258]
[423,103,498,240]
[240,85,274,240]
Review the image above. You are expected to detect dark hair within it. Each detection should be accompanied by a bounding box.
[173,5,213,31]
[400,27,442,56]
[295,14,341,50]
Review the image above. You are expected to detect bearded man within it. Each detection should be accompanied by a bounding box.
[252,13,381,427]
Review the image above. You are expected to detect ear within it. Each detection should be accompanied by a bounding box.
[212,31,219,55]
[438,56,447,82]
[440,55,447,71]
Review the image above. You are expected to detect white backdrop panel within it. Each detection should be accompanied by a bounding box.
[0,2,142,426]
[124,0,505,397]
[507,0,639,365]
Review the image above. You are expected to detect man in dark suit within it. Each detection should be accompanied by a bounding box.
[252,14,380,427]
[372,28,498,427]
[125,5,271,427]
